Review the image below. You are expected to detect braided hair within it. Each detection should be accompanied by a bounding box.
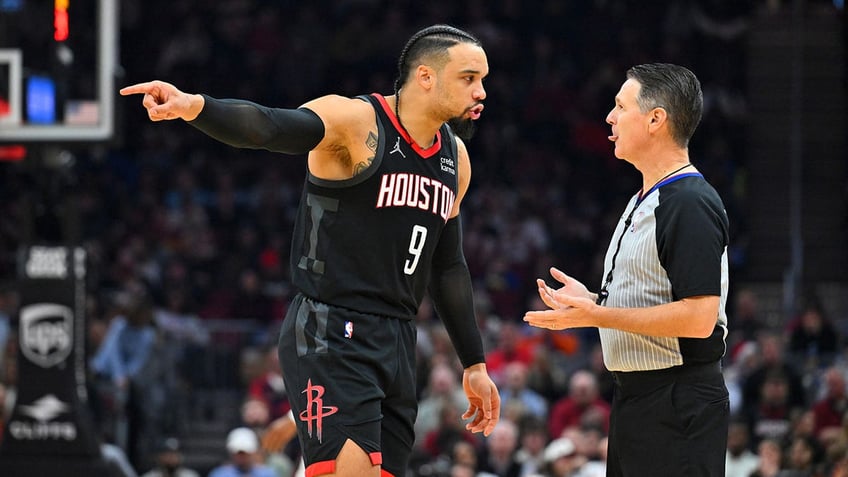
[393,25,481,136]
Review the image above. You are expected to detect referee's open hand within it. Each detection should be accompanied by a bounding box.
[524,267,597,330]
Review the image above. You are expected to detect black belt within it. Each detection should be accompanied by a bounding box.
[611,361,722,393]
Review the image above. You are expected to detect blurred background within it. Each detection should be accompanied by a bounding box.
[0,0,847,476]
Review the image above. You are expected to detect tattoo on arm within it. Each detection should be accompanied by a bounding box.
[353,131,378,176]
[366,131,377,152]
[353,156,374,176]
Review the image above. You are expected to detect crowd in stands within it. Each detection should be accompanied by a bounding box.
[1,0,847,476]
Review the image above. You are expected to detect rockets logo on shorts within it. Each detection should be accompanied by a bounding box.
[299,379,338,443]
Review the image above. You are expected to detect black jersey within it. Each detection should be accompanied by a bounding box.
[290,94,459,320]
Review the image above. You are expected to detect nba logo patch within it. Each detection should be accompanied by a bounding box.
[344,321,353,339]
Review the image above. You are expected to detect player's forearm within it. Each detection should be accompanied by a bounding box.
[430,262,485,368]
[188,95,325,154]
[428,218,485,367]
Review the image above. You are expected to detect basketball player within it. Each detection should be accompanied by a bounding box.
[121,24,500,477]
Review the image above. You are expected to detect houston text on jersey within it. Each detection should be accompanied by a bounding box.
[375,173,456,222]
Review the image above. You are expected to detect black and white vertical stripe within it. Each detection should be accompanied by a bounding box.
[598,175,729,372]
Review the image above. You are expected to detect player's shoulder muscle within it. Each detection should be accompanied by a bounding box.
[300,95,373,143]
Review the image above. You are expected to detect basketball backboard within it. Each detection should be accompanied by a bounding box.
[0,0,117,142]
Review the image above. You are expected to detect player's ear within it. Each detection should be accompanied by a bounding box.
[416,65,435,90]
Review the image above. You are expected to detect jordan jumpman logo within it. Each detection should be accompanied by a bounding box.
[390,137,406,158]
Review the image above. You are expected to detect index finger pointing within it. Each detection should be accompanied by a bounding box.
[119,82,156,96]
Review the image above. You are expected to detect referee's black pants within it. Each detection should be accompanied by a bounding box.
[606,361,729,477]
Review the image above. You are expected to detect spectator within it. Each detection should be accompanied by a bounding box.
[812,367,848,441]
[208,427,276,477]
[90,293,158,391]
[229,268,275,323]
[422,403,479,461]
[140,437,200,477]
[486,323,536,385]
[257,410,301,477]
[523,342,570,405]
[499,362,549,421]
[89,292,161,466]
[743,332,808,417]
[246,345,290,422]
[781,435,823,477]
[787,303,841,371]
[240,397,271,430]
[823,440,848,477]
[240,398,298,477]
[452,440,481,474]
[477,420,522,477]
[787,409,818,446]
[750,438,784,477]
[538,437,587,477]
[153,286,210,396]
[559,426,605,472]
[726,421,759,477]
[513,417,548,477]
[744,372,798,447]
[101,439,140,477]
[725,339,761,416]
[415,362,470,447]
[727,288,766,353]
[579,434,607,477]
[548,370,610,440]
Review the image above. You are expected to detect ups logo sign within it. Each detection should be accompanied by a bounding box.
[20,303,73,368]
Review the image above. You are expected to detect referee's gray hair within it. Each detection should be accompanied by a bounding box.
[627,63,703,148]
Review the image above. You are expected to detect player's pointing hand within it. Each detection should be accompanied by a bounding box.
[119,80,204,122]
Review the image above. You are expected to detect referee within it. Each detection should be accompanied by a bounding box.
[525,63,730,477]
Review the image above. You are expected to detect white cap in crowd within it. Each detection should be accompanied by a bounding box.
[544,437,577,463]
[226,427,259,454]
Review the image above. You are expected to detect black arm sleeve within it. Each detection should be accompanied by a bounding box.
[428,217,485,368]
[188,95,325,154]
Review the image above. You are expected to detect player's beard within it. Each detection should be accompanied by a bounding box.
[447,116,477,141]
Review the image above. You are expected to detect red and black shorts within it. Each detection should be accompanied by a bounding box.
[278,293,418,477]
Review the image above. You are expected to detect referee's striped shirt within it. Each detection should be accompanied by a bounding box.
[598,173,729,372]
